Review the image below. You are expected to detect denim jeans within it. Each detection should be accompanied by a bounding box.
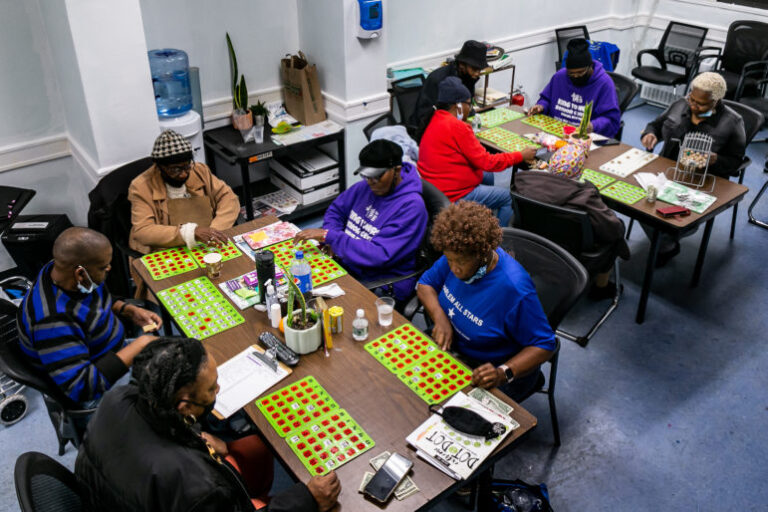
[461,172,513,226]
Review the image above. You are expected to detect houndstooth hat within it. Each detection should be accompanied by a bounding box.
[151,130,193,165]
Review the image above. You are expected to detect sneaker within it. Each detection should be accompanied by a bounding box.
[655,242,681,268]
[588,282,618,301]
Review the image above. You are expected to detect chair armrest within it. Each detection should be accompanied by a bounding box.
[402,295,422,320]
[636,48,664,69]
[0,276,32,291]
[692,47,723,75]
[735,157,751,181]
[114,239,144,260]
[735,60,768,100]
[359,268,424,291]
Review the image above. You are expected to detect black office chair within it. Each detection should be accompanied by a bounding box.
[363,112,398,141]
[607,71,640,141]
[88,156,153,298]
[15,451,84,512]
[720,100,765,239]
[0,295,96,455]
[391,75,425,138]
[554,25,590,70]
[360,180,450,309]
[748,154,768,230]
[733,60,768,142]
[694,20,768,99]
[631,22,708,106]
[509,191,621,347]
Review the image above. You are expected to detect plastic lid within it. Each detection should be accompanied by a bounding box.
[295,250,304,259]
[266,284,275,295]
[270,303,281,312]
[356,309,365,318]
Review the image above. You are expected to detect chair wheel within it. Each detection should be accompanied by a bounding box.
[0,394,28,426]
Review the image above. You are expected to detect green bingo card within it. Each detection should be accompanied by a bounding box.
[470,107,524,128]
[521,114,573,137]
[477,127,540,153]
[156,277,244,340]
[264,239,347,287]
[579,169,616,190]
[188,241,242,267]
[257,376,374,476]
[600,181,647,205]
[141,241,243,280]
[364,324,473,405]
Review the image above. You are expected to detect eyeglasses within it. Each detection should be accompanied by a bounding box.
[161,162,193,176]
[686,94,714,109]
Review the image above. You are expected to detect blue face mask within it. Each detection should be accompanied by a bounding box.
[76,266,97,294]
[456,103,464,121]
[697,109,714,118]
[461,264,487,285]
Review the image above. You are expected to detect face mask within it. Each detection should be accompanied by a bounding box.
[697,109,714,118]
[179,398,216,419]
[461,264,487,285]
[76,266,97,294]
[456,103,464,121]
[569,74,590,87]
[430,404,507,440]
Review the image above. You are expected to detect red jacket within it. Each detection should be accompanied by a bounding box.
[417,110,523,201]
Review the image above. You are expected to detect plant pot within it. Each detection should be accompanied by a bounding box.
[232,108,253,130]
[283,309,322,355]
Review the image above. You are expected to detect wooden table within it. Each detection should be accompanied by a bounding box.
[133,216,537,511]
[480,108,749,323]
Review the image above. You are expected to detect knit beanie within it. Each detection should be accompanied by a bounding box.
[565,38,592,69]
[151,130,193,165]
[548,143,587,180]
[437,76,472,104]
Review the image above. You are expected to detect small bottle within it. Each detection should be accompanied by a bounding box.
[269,303,281,328]
[646,185,657,203]
[352,309,369,341]
[264,281,277,315]
[291,251,313,297]
[472,115,482,132]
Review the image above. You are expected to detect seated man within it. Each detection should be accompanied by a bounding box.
[417,202,556,402]
[513,142,630,299]
[295,140,427,304]
[528,38,621,139]
[640,71,746,266]
[410,40,487,130]
[17,227,160,406]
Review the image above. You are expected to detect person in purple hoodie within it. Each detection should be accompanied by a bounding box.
[294,140,428,303]
[528,38,621,139]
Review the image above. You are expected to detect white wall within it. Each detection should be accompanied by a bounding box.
[297,0,347,99]
[139,0,300,120]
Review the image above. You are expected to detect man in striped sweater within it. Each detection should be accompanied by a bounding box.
[17,227,161,406]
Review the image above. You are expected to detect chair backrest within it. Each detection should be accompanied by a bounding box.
[722,99,766,143]
[657,22,708,72]
[87,156,153,297]
[15,451,83,512]
[510,191,594,256]
[391,75,425,126]
[607,71,640,113]
[363,113,398,141]
[500,228,589,330]
[419,179,452,266]
[721,20,768,74]
[555,26,590,66]
[732,60,768,105]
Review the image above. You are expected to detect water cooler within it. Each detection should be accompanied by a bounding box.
[158,110,205,165]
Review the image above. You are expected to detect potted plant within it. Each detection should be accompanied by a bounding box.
[250,100,268,127]
[226,32,253,130]
[282,267,322,354]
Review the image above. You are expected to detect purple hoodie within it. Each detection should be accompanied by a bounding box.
[323,162,427,300]
[535,61,621,138]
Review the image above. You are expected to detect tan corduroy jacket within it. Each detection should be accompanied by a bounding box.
[128,162,240,254]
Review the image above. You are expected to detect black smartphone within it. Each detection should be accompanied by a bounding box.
[594,138,620,147]
[363,453,413,503]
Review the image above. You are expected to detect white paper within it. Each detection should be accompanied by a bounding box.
[214,346,290,419]
[599,148,659,178]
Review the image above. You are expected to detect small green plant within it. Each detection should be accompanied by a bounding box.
[282,266,315,329]
[226,32,248,111]
[250,100,268,118]
[576,100,593,139]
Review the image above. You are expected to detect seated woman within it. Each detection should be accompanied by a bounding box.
[76,337,340,512]
[512,142,629,299]
[417,202,556,401]
[417,77,536,226]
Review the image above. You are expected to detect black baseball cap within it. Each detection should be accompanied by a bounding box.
[354,140,403,179]
[456,40,488,70]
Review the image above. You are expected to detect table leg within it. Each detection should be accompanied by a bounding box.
[636,227,660,324]
[475,469,494,511]
[241,160,254,221]
[690,219,714,288]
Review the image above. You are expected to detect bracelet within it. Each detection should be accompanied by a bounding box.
[118,302,130,317]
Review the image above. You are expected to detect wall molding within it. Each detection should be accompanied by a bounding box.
[323,91,390,123]
[201,85,284,127]
[0,134,69,173]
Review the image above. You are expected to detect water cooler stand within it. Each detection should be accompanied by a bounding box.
[158,110,205,165]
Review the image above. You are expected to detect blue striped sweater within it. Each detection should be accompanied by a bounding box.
[16,261,128,404]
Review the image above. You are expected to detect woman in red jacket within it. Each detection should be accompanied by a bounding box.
[417,76,536,226]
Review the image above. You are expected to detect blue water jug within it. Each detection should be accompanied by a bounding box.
[148,49,193,118]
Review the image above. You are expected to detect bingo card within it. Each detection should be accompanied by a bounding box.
[471,107,524,128]
[140,247,198,280]
[521,114,574,137]
[264,239,347,287]
[600,181,647,205]
[477,127,541,153]
[188,241,242,267]
[599,148,659,178]
[579,168,616,190]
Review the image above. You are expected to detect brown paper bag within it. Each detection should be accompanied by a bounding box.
[281,51,326,126]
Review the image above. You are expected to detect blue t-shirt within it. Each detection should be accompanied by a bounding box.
[418,248,556,365]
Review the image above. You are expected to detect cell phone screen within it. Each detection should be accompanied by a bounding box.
[364,454,412,502]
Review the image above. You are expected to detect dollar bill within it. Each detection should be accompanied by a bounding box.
[358,472,374,493]
[394,476,419,500]
[369,451,391,471]
[468,387,514,416]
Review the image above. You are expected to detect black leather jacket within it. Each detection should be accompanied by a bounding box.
[642,98,746,178]
[75,385,317,512]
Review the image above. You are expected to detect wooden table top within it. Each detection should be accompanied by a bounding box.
[133,216,537,511]
[485,107,749,231]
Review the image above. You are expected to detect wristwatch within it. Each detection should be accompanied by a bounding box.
[498,364,514,383]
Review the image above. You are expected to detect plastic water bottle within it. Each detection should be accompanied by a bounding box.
[291,251,313,297]
[148,49,193,118]
[264,281,278,315]
[352,309,369,341]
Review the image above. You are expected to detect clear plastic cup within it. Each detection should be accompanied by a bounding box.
[375,297,395,327]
